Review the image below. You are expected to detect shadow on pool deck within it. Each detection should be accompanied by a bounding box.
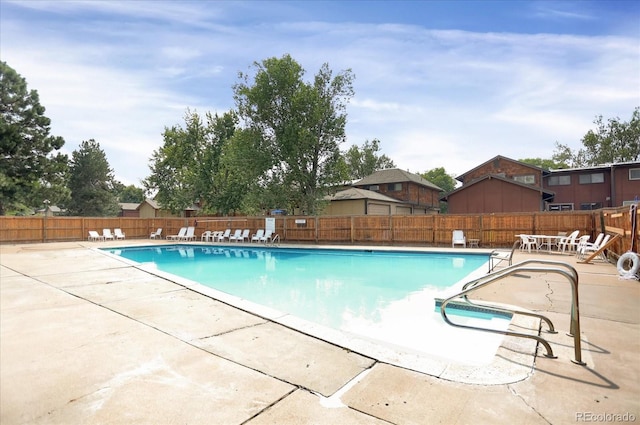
[1,240,638,424]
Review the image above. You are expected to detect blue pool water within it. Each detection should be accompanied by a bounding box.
[106,245,511,365]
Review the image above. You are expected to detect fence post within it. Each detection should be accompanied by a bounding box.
[350,216,354,244]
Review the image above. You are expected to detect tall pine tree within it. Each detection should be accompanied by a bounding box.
[67,140,120,216]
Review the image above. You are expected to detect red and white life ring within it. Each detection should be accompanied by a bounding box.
[617,252,640,278]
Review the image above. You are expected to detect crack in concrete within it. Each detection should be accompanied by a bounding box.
[507,384,553,425]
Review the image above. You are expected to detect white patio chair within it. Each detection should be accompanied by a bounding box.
[216,229,231,242]
[102,228,115,240]
[519,234,537,253]
[167,227,187,241]
[577,234,610,261]
[181,226,196,241]
[228,229,243,242]
[558,230,580,253]
[260,229,274,243]
[88,230,104,241]
[236,229,250,242]
[451,230,466,248]
[251,229,265,243]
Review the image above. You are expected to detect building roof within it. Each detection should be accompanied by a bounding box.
[456,155,549,182]
[118,203,140,211]
[441,174,555,201]
[548,160,640,173]
[137,199,160,210]
[325,187,408,204]
[354,168,442,191]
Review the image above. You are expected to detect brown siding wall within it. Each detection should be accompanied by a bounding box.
[322,200,366,216]
[448,178,541,214]
[613,164,640,205]
[464,158,542,187]
[546,169,611,209]
[356,183,440,209]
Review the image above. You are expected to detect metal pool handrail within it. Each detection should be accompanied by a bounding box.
[440,260,586,365]
[464,259,580,336]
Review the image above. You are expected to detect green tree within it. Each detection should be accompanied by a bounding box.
[144,110,238,215]
[196,111,240,214]
[211,127,273,215]
[551,142,576,168]
[343,139,395,180]
[234,54,355,214]
[555,108,639,167]
[144,112,201,215]
[420,167,456,213]
[0,61,68,215]
[112,182,145,203]
[518,157,569,170]
[67,139,120,216]
[578,108,639,165]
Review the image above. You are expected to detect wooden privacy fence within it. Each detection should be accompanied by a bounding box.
[0,207,637,256]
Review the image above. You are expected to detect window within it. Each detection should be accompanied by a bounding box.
[513,174,535,184]
[630,168,640,180]
[579,173,604,184]
[580,202,602,210]
[387,183,402,191]
[369,185,379,191]
[548,203,574,211]
[547,175,571,186]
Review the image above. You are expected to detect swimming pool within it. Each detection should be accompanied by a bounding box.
[106,245,511,368]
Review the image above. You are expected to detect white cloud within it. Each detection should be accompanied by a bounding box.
[1,1,638,186]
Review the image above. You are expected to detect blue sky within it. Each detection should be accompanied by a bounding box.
[1,0,638,186]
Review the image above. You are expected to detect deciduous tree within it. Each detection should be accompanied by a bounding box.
[420,167,456,213]
[234,54,355,214]
[144,110,238,215]
[554,108,639,167]
[343,139,395,180]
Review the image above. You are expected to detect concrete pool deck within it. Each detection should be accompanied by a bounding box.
[1,241,638,424]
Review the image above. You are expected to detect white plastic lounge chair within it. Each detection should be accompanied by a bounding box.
[181,226,196,241]
[237,229,250,242]
[114,228,125,240]
[167,227,187,241]
[251,229,264,243]
[216,229,231,242]
[103,229,115,240]
[150,228,162,239]
[576,233,603,257]
[228,229,243,242]
[259,229,274,243]
[201,230,212,242]
[88,230,104,241]
[577,234,611,261]
[452,230,466,248]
